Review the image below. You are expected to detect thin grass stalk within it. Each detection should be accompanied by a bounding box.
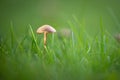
[29,24,40,53]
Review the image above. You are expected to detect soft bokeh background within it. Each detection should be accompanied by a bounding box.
[0,0,120,37]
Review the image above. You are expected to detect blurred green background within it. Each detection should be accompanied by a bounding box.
[0,0,120,37]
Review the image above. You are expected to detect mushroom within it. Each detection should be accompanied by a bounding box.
[37,25,56,48]
[114,33,120,43]
[58,28,72,38]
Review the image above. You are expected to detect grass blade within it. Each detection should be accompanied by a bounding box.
[29,24,40,53]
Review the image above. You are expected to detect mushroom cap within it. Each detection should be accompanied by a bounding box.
[37,25,56,34]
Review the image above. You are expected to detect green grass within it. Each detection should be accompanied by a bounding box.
[0,17,120,80]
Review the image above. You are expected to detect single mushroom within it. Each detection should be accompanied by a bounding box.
[37,25,56,48]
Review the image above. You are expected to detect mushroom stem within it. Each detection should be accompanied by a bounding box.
[44,32,47,47]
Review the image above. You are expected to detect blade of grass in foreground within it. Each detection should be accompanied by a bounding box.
[29,24,41,54]
[14,35,27,53]
[10,21,15,53]
[100,17,105,54]
[10,21,24,53]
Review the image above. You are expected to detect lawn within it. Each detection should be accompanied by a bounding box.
[0,0,120,80]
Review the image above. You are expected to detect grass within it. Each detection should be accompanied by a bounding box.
[0,17,120,80]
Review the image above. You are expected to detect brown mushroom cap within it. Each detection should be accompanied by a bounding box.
[37,25,56,34]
